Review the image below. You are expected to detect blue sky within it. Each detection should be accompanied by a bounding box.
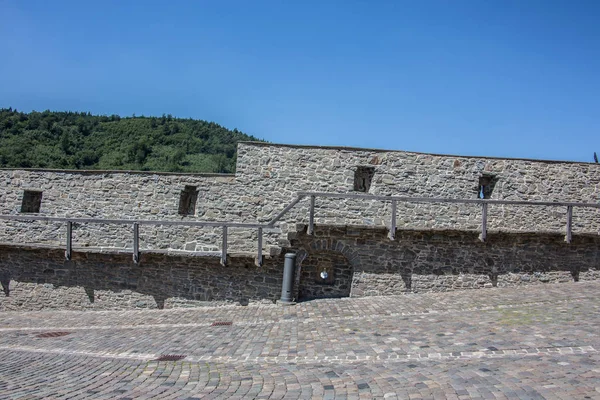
[1,0,599,161]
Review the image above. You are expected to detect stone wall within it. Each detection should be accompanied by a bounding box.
[297,251,352,300]
[2,224,598,311]
[236,143,600,241]
[2,142,600,255]
[290,226,600,297]
[0,245,284,311]
[1,142,600,309]
[0,169,282,254]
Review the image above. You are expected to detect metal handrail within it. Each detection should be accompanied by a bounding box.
[2,191,598,263]
[0,214,268,266]
[293,191,600,242]
[0,215,266,228]
[296,191,600,208]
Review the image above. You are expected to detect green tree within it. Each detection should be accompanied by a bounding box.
[0,108,263,173]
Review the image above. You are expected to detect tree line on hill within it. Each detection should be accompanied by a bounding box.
[0,108,263,173]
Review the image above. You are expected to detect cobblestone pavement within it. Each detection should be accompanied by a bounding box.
[1,282,599,399]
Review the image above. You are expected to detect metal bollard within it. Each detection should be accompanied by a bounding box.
[279,253,296,305]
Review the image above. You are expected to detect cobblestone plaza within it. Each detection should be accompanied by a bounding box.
[1,281,599,399]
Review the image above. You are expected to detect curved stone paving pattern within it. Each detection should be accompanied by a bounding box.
[1,282,600,399]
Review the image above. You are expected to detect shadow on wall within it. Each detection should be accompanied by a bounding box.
[2,226,600,310]
[0,246,285,311]
[290,225,600,297]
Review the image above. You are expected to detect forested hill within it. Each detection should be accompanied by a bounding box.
[0,108,263,173]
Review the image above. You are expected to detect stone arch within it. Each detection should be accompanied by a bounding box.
[294,238,360,268]
[293,238,360,301]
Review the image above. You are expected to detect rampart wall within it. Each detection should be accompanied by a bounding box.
[0,246,283,311]
[236,143,600,237]
[1,142,599,309]
[2,227,598,310]
[0,169,282,254]
[290,226,600,299]
[2,142,600,254]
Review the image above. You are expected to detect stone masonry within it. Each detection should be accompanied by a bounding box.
[1,142,600,309]
[0,245,283,311]
[290,225,600,299]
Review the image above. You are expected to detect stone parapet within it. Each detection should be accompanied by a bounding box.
[2,142,600,254]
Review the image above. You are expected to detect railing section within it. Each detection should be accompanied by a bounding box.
[293,192,600,243]
[0,215,267,267]
[1,192,599,264]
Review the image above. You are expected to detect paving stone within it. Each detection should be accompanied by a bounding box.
[0,281,599,398]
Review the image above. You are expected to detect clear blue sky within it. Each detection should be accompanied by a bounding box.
[1,0,599,161]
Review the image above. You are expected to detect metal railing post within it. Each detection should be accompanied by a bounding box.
[308,195,315,235]
[565,206,573,243]
[388,200,397,240]
[220,226,228,266]
[480,203,488,242]
[256,227,263,267]
[65,221,72,260]
[133,222,140,263]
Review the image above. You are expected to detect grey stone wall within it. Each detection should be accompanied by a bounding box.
[1,141,600,309]
[291,226,600,297]
[297,251,352,300]
[2,225,598,311]
[0,169,282,254]
[2,143,600,255]
[0,245,284,311]
[236,143,600,241]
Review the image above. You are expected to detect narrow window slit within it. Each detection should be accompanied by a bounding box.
[178,185,199,216]
[477,175,497,199]
[354,167,375,192]
[21,190,43,213]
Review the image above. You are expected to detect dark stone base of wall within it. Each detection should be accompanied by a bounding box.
[291,226,600,297]
[2,226,600,311]
[297,251,352,300]
[0,246,284,311]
